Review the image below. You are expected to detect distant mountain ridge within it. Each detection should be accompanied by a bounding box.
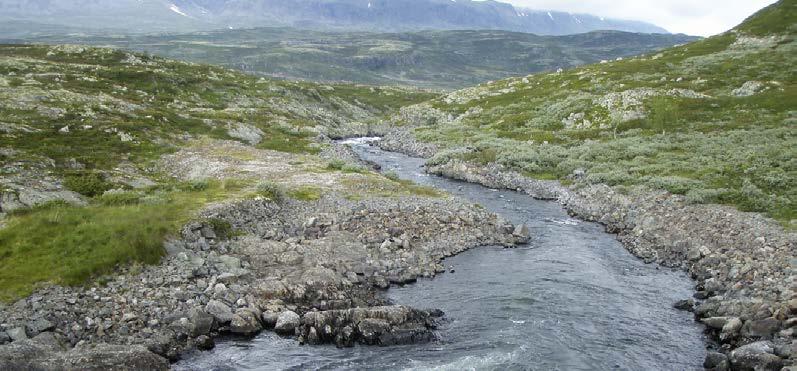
[0,0,669,36]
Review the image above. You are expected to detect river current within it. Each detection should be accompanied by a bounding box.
[176,138,705,370]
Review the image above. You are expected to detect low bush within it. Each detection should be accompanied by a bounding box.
[64,172,113,197]
[256,181,286,202]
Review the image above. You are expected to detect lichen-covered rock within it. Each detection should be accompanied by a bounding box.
[298,306,442,347]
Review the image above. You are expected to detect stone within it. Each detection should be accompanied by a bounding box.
[729,341,782,371]
[720,317,742,341]
[741,317,781,339]
[702,317,730,330]
[0,332,10,345]
[204,300,234,324]
[230,309,263,336]
[274,311,301,334]
[703,352,729,371]
[7,327,28,342]
[188,308,215,337]
[26,318,54,336]
[512,224,530,239]
[673,299,695,311]
[31,332,68,352]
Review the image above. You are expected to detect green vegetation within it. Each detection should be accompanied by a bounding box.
[21,28,698,89]
[256,181,286,202]
[408,0,796,226]
[288,186,323,201]
[0,43,432,301]
[64,172,113,197]
[342,173,443,200]
[0,181,244,301]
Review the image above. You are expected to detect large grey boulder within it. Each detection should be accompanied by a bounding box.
[6,327,27,342]
[741,317,781,339]
[230,309,263,336]
[298,305,442,347]
[729,341,782,371]
[204,300,234,325]
[274,311,301,334]
[188,308,216,337]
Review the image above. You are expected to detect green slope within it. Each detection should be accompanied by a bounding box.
[11,28,699,89]
[0,44,433,300]
[399,0,796,225]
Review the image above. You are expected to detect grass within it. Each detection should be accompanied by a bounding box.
[287,186,323,201]
[0,180,246,302]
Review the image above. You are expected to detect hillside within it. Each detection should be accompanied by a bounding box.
[387,0,796,226]
[14,28,698,89]
[0,0,667,36]
[0,43,435,300]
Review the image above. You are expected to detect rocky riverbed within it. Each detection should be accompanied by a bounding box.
[0,141,527,369]
[379,129,796,371]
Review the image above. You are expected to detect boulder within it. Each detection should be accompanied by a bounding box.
[512,224,530,243]
[230,309,263,336]
[720,317,743,341]
[30,332,68,352]
[188,308,215,337]
[204,300,234,324]
[274,311,301,334]
[741,317,781,339]
[673,299,695,311]
[702,317,730,330]
[704,352,729,371]
[7,327,27,342]
[0,332,9,345]
[298,306,441,347]
[729,341,782,371]
[25,318,54,337]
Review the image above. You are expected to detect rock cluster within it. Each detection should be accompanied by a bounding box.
[0,194,523,368]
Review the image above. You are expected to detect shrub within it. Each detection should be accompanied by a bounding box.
[327,160,345,170]
[256,181,286,202]
[64,172,113,197]
[187,179,210,191]
[384,171,401,182]
[341,164,366,173]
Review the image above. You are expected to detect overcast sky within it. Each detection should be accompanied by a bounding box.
[499,0,779,36]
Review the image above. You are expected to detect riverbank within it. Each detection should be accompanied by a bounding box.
[379,129,796,371]
[0,140,527,369]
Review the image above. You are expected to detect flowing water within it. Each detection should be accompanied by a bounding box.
[176,138,705,370]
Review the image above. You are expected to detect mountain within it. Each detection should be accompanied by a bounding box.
[0,0,668,36]
[384,0,796,224]
[15,28,697,89]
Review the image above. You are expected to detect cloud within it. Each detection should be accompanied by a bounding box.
[498,0,779,36]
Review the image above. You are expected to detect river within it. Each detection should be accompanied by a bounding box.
[175,138,705,370]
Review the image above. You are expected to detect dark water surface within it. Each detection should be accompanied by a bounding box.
[176,138,705,370]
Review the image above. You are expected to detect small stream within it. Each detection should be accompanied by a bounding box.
[176,138,705,370]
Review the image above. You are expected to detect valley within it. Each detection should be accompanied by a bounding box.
[0,1,794,371]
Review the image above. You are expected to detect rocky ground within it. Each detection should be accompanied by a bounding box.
[380,129,796,371]
[0,140,527,369]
